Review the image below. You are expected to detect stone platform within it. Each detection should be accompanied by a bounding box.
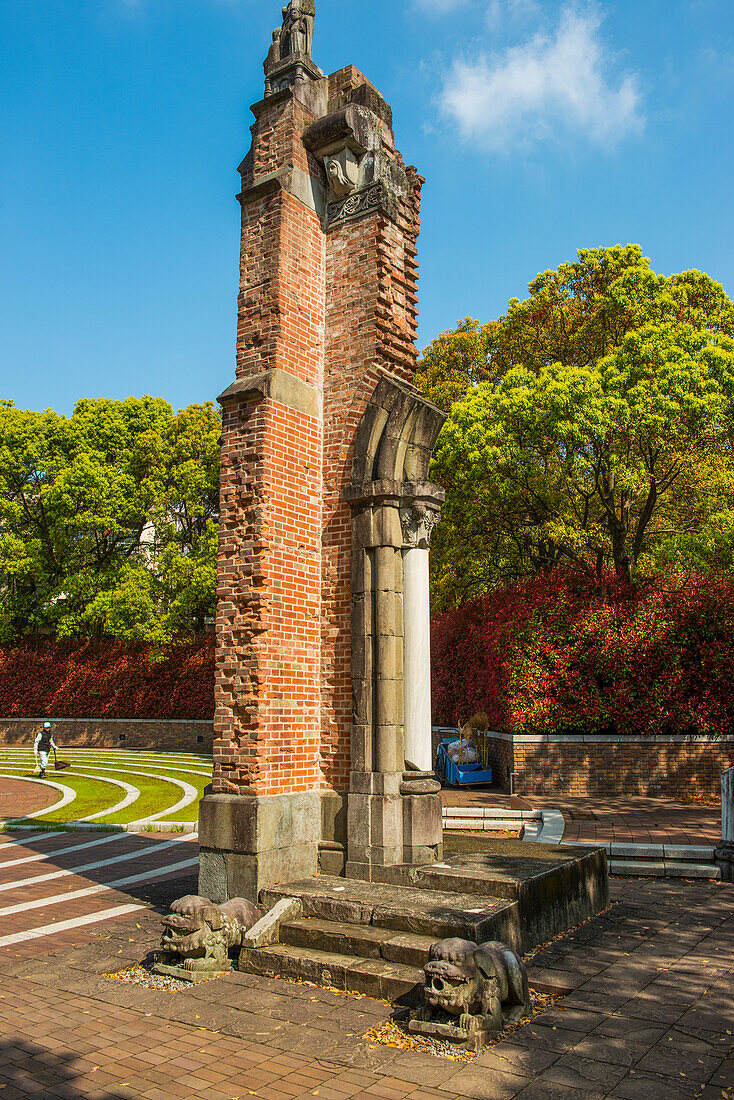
[239,838,609,1004]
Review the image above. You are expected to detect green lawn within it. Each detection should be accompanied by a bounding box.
[0,748,213,826]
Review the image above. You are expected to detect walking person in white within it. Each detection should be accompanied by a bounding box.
[34,722,57,778]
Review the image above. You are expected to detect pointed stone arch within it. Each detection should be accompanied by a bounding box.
[344,376,446,877]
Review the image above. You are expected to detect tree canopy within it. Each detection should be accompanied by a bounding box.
[0,396,220,644]
[423,246,734,607]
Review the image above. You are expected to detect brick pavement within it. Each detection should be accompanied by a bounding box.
[0,828,199,963]
[0,829,732,1099]
[442,789,722,846]
[0,777,58,819]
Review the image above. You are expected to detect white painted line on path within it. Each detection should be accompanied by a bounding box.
[0,834,198,895]
[49,766,200,819]
[0,904,146,948]
[0,831,129,869]
[2,766,199,824]
[0,857,200,918]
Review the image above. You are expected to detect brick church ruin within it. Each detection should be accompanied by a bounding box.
[199,0,447,902]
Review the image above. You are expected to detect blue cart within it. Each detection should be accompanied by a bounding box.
[435,736,493,787]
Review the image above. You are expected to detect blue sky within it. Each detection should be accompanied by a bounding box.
[1,0,732,415]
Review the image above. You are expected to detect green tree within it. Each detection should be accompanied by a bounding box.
[0,396,220,642]
[427,247,734,606]
[415,318,499,413]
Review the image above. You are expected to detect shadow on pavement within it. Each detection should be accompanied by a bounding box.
[0,1038,131,1099]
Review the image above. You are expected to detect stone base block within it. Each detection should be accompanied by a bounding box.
[318,845,346,876]
[346,789,404,870]
[402,791,443,865]
[198,791,321,904]
[715,843,734,883]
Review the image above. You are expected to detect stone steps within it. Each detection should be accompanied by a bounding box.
[280,916,436,969]
[563,840,721,880]
[239,845,609,1004]
[241,941,424,1004]
[240,877,517,1006]
[260,876,519,944]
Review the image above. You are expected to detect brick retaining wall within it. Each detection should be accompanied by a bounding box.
[486,732,734,802]
[0,719,214,754]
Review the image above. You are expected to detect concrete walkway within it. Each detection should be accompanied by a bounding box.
[0,831,732,1099]
[442,789,721,847]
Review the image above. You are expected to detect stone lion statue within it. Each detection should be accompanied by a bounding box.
[412,938,530,1048]
[155,895,259,976]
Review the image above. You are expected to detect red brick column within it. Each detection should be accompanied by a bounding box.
[199,26,446,899]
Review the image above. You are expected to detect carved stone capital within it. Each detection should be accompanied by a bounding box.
[400,502,441,549]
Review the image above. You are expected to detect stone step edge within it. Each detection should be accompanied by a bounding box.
[558,839,717,861]
[609,860,721,880]
[239,942,423,1004]
[262,883,516,941]
[278,917,436,968]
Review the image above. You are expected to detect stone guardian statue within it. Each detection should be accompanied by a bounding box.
[410,938,531,1051]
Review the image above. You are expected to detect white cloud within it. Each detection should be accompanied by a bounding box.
[439,4,644,152]
[485,0,539,30]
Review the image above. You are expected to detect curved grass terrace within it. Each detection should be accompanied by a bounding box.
[0,748,213,827]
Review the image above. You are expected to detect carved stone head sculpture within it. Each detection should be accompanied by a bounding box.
[421,937,530,1036]
[158,895,259,975]
[324,148,361,199]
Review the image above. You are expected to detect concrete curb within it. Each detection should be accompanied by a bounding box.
[442,806,566,844]
[0,821,198,835]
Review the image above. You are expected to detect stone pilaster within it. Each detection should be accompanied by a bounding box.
[715,766,734,883]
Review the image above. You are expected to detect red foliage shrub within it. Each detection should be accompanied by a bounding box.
[431,568,734,737]
[0,637,214,719]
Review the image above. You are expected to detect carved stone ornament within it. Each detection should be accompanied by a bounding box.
[409,938,531,1052]
[153,895,260,982]
[264,0,319,95]
[327,182,384,227]
[400,503,440,549]
[280,0,315,60]
[324,148,361,199]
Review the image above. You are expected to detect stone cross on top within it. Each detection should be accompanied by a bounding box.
[264,0,319,96]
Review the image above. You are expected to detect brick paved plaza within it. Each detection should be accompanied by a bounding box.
[0,821,731,1099]
[442,790,722,847]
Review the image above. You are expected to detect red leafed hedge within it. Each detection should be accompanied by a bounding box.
[0,637,215,719]
[431,568,734,738]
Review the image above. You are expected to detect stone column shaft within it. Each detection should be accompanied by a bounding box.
[403,547,432,772]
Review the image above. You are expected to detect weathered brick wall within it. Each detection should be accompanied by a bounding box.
[486,734,734,802]
[0,720,213,753]
[486,737,514,790]
[214,84,326,799]
[214,58,427,801]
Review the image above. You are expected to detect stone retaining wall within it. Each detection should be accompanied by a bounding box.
[486,732,734,802]
[0,719,214,754]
